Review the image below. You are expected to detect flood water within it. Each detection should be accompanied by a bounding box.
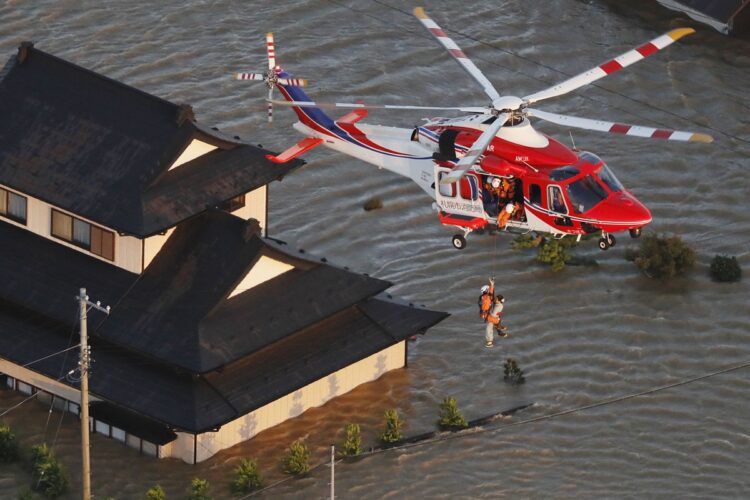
[1,0,749,498]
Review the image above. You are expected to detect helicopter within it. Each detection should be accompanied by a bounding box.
[235,7,713,250]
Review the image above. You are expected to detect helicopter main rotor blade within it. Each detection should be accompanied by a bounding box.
[440,112,510,185]
[268,99,488,113]
[414,7,502,104]
[236,72,266,81]
[527,108,713,142]
[523,28,695,105]
[266,32,276,70]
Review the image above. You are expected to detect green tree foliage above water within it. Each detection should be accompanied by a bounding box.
[710,255,742,282]
[29,444,68,498]
[437,397,468,430]
[340,423,362,457]
[512,234,580,271]
[230,458,263,495]
[187,478,211,500]
[145,484,166,500]
[0,423,19,462]
[282,439,310,476]
[503,358,526,385]
[628,233,695,279]
[379,409,404,445]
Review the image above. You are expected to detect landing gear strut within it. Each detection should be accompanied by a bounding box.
[598,232,616,251]
[451,228,472,250]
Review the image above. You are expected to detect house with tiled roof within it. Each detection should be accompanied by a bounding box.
[0,42,447,463]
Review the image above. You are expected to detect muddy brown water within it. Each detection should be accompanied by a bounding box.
[1,0,749,498]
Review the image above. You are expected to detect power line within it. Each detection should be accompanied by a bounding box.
[240,358,750,497]
[21,344,80,369]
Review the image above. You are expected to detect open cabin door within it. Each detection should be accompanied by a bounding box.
[434,165,487,229]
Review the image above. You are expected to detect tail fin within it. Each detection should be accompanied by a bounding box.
[274,69,335,129]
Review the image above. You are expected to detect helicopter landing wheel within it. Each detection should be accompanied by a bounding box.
[452,234,467,250]
[598,237,610,251]
[629,228,642,239]
[606,233,616,247]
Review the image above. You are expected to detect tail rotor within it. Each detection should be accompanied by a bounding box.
[235,32,309,124]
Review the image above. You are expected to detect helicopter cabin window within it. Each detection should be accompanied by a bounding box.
[529,184,542,206]
[566,175,608,213]
[548,186,567,214]
[438,172,456,197]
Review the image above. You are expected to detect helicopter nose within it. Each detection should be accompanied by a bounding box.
[586,193,651,229]
[617,194,651,226]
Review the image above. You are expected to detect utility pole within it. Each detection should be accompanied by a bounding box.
[77,288,109,500]
[330,444,335,500]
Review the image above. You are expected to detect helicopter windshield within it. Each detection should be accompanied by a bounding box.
[597,164,624,192]
[567,175,608,213]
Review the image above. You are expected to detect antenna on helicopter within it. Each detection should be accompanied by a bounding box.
[569,131,577,151]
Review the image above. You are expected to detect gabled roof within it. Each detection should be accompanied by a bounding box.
[0,43,302,237]
[97,210,394,373]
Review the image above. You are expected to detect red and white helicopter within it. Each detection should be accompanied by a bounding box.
[236,7,712,250]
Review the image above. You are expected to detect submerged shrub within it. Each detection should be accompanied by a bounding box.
[30,444,68,498]
[282,439,310,476]
[363,196,383,211]
[230,458,263,494]
[0,423,19,462]
[145,484,166,500]
[437,397,468,430]
[187,478,211,500]
[379,409,404,445]
[631,233,695,279]
[710,255,742,282]
[340,423,362,457]
[503,358,526,385]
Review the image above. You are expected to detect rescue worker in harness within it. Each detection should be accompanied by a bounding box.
[479,278,508,347]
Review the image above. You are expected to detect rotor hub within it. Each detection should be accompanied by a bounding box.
[491,96,525,112]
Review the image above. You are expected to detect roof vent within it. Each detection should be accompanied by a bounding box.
[17,41,34,64]
[176,104,194,125]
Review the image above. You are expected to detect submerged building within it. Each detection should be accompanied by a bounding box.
[654,0,750,34]
[0,42,447,463]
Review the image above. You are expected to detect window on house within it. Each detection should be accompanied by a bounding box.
[220,194,246,212]
[0,188,28,224]
[51,209,115,260]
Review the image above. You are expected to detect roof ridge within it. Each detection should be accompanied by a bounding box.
[24,43,182,115]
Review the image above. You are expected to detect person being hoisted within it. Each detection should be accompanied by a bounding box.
[479,278,508,347]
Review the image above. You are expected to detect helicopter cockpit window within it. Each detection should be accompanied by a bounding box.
[597,164,624,193]
[438,172,456,197]
[548,186,567,214]
[579,151,602,166]
[550,165,579,182]
[567,174,608,213]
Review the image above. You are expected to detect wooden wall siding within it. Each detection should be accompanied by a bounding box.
[176,341,406,463]
[231,185,267,235]
[227,255,293,299]
[0,183,143,273]
[168,139,218,171]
